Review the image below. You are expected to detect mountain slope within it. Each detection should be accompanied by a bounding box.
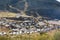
[0,0,60,19]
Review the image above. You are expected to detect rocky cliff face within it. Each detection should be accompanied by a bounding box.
[0,0,60,19]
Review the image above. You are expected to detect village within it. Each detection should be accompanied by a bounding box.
[0,15,60,36]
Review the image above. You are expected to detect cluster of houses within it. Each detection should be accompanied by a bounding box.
[0,17,60,35]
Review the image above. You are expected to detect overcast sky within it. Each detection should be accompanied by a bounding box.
[56,0,60,2]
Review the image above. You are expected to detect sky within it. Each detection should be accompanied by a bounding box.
[56,0,60,2]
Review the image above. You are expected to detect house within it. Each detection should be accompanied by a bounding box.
[36,29,41,32]
[0,32,7,35]
[9,31,19,35]
[38,22,46,26]
[11,29,19,31]
[20,28,27,34]
[48,20,60,25]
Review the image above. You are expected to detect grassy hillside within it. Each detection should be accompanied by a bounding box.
[0,11,16,17]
